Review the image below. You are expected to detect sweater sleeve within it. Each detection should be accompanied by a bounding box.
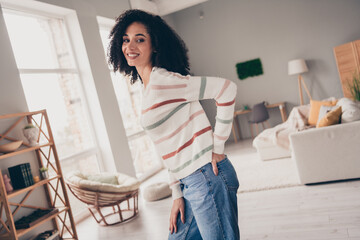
[184,75,238,154]
[169,172,183,200]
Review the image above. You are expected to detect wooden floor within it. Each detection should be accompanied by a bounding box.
[75,141,360,240]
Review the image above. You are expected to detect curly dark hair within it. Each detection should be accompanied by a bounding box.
[108,9,190,84]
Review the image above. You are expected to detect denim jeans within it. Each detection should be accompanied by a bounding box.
[168,157,240,240]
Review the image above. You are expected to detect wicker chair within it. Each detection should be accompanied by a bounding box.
[66,172,140,226]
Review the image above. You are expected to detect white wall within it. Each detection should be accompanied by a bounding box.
[0,6,28,115]
[169,0,360,139]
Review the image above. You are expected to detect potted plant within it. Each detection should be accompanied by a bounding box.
[23,124,39,146]
[348,71,360,101]
[39,167,49,179]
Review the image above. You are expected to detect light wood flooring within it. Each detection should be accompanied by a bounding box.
[75,140,360,240]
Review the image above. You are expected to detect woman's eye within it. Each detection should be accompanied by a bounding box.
[123,39,129,43]
[137,39,145,43]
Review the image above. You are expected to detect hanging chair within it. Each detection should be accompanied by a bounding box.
[66,171,140,226]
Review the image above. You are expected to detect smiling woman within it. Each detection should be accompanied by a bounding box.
[108,9,239,240]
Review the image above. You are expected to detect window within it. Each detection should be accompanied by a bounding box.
[98,20,163,180]
[3,8,100,217]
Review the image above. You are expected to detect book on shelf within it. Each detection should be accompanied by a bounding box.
[33,230,60,240]
[25,162,34,185]
[14,208,59,229]
[8,163,34,190]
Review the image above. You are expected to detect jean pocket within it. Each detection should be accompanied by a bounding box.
[216,156,228,166]
[218,159,239,192]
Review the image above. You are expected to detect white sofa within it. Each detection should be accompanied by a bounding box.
[253,98,360,184]
[289,120,360,184]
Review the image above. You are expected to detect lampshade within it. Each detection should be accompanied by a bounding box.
[288,59,308,75]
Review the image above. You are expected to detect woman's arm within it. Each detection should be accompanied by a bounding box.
[184,75,237,175]
[151,69,237,155]
[177,74,237,153]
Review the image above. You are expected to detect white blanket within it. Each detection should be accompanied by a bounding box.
[255,104,313,150]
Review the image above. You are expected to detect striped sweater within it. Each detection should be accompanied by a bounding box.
[140,67,237,199]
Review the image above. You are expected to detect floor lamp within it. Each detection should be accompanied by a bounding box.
[288,59,312,105]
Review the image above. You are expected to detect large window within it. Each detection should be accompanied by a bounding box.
[3,8,100,217]
[99,20,162,180]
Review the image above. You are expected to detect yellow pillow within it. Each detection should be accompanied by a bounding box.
[316,106,342,128]
[308,99,337,126]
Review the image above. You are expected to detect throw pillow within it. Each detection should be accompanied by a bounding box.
[316,105,335,125]
[308,99,337,126]
[316,106,342,128]
[87,173,119,185]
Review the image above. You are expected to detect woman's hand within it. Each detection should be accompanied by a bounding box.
[211,152,226,176]
[169,197,185,234]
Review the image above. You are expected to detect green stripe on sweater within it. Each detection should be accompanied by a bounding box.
[144,102,189,130]
[170,144,213,173]
[216,116,233,124]
[199,77,206,100]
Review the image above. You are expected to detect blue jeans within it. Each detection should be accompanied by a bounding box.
[168,157,240,240]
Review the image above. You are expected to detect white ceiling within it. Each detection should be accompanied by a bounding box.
[129,0,208,16]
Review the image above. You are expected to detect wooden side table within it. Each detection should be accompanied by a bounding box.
[232,102,287,142]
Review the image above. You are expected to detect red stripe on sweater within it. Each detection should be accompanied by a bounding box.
[216,98,235,106]
[151,84,187,90]
[162,126,212,160]
[142,98,187,114]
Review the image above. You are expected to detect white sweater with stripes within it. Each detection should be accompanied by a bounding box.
[141,67,237,199]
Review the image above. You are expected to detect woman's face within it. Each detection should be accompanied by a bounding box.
[122,22,153,70]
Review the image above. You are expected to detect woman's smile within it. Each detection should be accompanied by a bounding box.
[127,53,139,58]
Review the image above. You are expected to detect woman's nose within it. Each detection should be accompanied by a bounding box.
[128,40,136,49]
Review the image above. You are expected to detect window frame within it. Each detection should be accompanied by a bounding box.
[1,5,104,170]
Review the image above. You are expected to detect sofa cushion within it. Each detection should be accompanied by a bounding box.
[316,106,342,128]
[336,98,360,123]
[66,171,140,193]
[87,173,119,185]
[308,99,337,126]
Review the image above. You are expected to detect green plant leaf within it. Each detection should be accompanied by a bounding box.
[347,71,360,101]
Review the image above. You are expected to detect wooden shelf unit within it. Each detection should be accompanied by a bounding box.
[0,143,53,161]
[0,207,68,240]
[0,110,78,240]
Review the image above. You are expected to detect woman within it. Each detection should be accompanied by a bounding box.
[108,9,239,240]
